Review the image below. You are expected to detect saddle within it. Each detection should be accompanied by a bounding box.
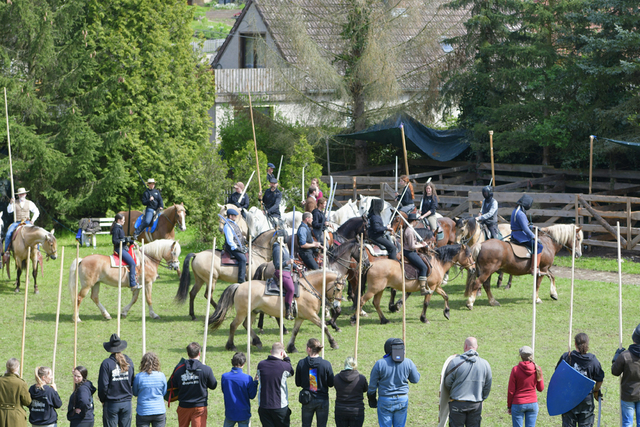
[134,214,160,234]
[110,248,139,268]
[508,241,532,259]
[403,254,431,280]
[220,250,238,265]
[264,274,301,298]
[364,243,388,257]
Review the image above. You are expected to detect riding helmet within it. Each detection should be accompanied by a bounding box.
[384,337,404,354]
[270,229,288,246]
[516,194,533,211]
[482,185,493,200]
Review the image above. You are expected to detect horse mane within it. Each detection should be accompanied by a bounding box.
[542,224,582,247]
[143,239,175,259]
[434,244,465,264]
[336,217,364,236]
[328,239,358,261]
[253,229,275,242]
[304,268,339,279]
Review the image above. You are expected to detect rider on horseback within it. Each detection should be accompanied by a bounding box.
[227,182,249,212]
[298,212,322,270]
[396,176,415,214]
[511,195,543,275]
[312,197,328,242]
[404,213,431,296]
[476,185,501,240]
[111,213,140,289]
[419,181,438,233]
[223,209,247,283]
[133,178,164,240]
[262,177,282,228]
[4,187,39,255]
[368,198,398,261]
[271,230,295,320]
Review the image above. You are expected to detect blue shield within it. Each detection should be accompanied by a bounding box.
[547,360,595,416]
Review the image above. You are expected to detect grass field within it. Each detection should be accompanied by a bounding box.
[1,229,638,426]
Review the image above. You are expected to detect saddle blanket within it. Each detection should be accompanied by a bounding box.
[134,214,160,233]
[110,249,139,268]
[264,276,301,298]
[364,243,388,257]
[508,241,532,259]
[219,250,238,265]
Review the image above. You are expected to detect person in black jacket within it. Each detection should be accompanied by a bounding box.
[227,182,249,212]
[312,198,328,242]
[395,176,415,214]
[295,338,334,427]
[334,357,368,427]
[298,212,322,270]
[419,181,439,232]
[367,199,398,261]
[134,178,164,240]
[111,214,140,290]
[169,342,217,427]
[262,177,282,228]
[257,342,294,427]
[29,366,62,427]
[98,334,135,427]
[67,366,96,427]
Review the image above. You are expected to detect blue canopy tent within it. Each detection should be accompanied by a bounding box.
[335,113,471,162]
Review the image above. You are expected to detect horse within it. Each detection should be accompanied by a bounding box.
[218,204,249,238]
[120,203,187,242]
[392,211,457,248]
[329,199,358,226]
[464,224,583,309]
[68,239,181,321]
[5,225,57,294]
[208,269,345,353]
[353,244,474,324]
[176,230,275,320]
[333,216,368,244]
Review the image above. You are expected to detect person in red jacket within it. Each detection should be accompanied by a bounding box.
[507,346,544,427]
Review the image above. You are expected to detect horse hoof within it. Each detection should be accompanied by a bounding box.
[489,300,501,307]
[14,288,19,293]
[34,289,39,295]
[335,327,341,333]
[536,298,542,304]
[226,344,237,351]
[331,343,339,349]
[104,315,112,320]
[152,314,160,320]
[287,345,298,353]
[361,310,368,317]
[121,313,127,319]
[388,304,398,313]
[259,329,264,334]
[191,316,197,321]
[466,304,474,310]
[420,315,427,323]
[443,309,450,320]
[550,294,558,301]
[380,318,390,325]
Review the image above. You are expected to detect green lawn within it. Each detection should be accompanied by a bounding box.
[555,255,640,274]
[1,229,636,426]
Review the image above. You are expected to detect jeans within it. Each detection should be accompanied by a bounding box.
[222,418,249,427]
[299,250,319,270]
[621,400,640,427]
[334,409,365,427]
[511,402,538,427]
[561,396,595,427]
[377,395,408,427]
[370,235,398,261]
[258,406,291,427]
[135,208,155,235]
[228,249,246,283]
[449,401,483,427]
[404,250,428,277]
[135,413,166,427]
[115,247,138,287]
[301,397,329,427]
[103,400,132,427]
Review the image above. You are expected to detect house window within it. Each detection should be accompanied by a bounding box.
[241,33,266,68]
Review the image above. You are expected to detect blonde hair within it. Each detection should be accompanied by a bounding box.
[5,358,19,375]
[139,352,160,374]
[344,356,357,370]
[400,176,414,199]
[114,352,130,372]
[34,366,52,389]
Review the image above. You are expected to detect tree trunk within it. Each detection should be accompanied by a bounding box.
[352,85,367,169]
[542,145,550,166]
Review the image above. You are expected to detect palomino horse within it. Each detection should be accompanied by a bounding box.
[353,244,474,324]
[5,225,57,294]
[218,204,249,238]
[68,239,181,321]
[208,269,345,353]
[120,203,187,242]
[464,224,583,309]
[393,211,457,248]
[176,230,274,320]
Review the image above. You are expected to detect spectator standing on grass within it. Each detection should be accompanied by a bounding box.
[221,352,258,427]
[98,334,135,427]
[556,333,604,427]
[334,357,368,427]
[67,366,96,427]
[612,323,640,427]
[507,346,544,427]
[132,352,167,427]
[169,342,217,427]
[0,358,31,427]
[368,338,420,427]
[444,337,492,427]
[295,338,334,427]
[256,342,294,427]
[29,366,62,427]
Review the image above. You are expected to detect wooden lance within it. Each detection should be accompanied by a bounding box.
[141,239,146,355]
[117,241,122,336]
[568,225,576,352]
[400,123,410,176]
[321,230,327,358]
[354,234,364,362]
[4,88,15,222]
[532,227,538,353]
[247,89,262,201]
[589,135,594,195]
[52,246,65,380]
[279,236,284,344]
[74,243,80,368]
[202,237,216,364]
[489,131,495,186]
[20,247,31,377]
[400,227,406,347]
[247,236,252,374]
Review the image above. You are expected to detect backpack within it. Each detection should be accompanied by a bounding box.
[164,357,186,406]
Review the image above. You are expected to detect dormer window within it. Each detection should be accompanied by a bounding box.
[241,33,266,68]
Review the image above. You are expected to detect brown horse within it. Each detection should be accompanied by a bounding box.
[353,244,474,324]
[5,225,57,294]
[176,230,274,320]
[120,203,187,242]
[464,224,583,309]
[208,269,345,353]
[393,212,457,248]
[68,239,180,321]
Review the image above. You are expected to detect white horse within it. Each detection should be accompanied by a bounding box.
[357,196,395,224]
[246,206,302,237]
[329,199,359,226]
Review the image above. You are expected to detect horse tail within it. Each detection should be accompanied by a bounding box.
[176,253,196,304]
[464,265,478,297]
[68,258,81,305]
[253,263,267,281]
[208,283,239,331]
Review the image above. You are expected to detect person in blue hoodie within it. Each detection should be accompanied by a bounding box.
[368,338,420,427]
[29,366,62,427]
[132,352,166,427]
[67,366,96,427]
[221,352,258,427]
[98,334,135,427]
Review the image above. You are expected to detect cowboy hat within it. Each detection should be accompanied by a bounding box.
[103,333,128,353]
[147,178,156,184]
[407,213,419,222]
[15,187,29,194]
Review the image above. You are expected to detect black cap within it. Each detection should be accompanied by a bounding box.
[633,323,640,344]
[407,213,418,222]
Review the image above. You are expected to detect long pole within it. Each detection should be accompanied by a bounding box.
[301,166,306,205]
[400,123,410,176]
[52,246,65,380]
[617,222,623,427]
[202,237,216,364]
[489,131,495,186]
[74,243,79,368]
[569,225,576,352]
[589,135,594,195]
[117,241,122,336]
[400,227,406,347]
[279,236,284,344]
[247,89,262,200]
[326,137,331,175]
[395,156,398,193]
[247,236,252,375]
[321,230,327,359]
[532,228,538,353]
[20,247,31,377]
[276,155,284,183]
[4,88,15,222]
[354,234,364,361]
[238,171,255,203]
[141,239,146,355]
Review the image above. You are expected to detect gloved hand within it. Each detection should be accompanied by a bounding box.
[367,392,377,409]
[612,347,626,364]
[593,389,603,401]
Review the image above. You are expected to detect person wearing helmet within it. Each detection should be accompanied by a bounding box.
[476,186,501,240]
[367,199,398,261]
[511,195,543,275]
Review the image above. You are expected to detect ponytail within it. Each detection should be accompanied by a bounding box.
[400,176,414,199]
[111,213,125,233]
[34,366,51,389]
[114,352,130,372]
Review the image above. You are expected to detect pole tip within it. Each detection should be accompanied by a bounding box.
[489,130,493,135]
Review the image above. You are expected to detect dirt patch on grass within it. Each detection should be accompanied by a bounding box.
[552,266,640,285]
[206,9,240,27]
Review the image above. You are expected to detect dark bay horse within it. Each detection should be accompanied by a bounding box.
[120,203,187,242]
[464,224,583,309]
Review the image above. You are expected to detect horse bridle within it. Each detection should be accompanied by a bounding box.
[144,251,180,271]
[298,271,346,302]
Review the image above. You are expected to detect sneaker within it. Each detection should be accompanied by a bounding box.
[130,284,142,290]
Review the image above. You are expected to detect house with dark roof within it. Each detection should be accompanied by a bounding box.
[210,0,468,140]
